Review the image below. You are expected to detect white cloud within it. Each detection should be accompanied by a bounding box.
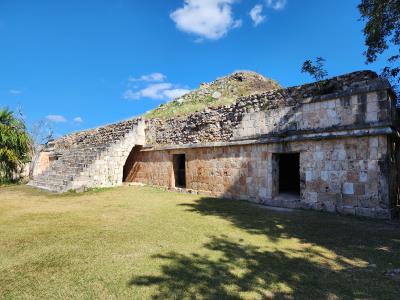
[46,115,67,123]
[129,72,167,82]
[140,83,173,99]
[9,89,22,95]
[124,83,190,101]
[266,0,287,10]
[249,5,266,26]
[73,117,83,124]
[124,72,191,101]
[170,0,241,40]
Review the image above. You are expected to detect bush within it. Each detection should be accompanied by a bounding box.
[0,107,31,184]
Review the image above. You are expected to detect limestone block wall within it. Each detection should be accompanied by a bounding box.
[123,147,172,187]
[29,70,399,217]
[233,91,390,139]
[145,71,391,146]
[124,135,393,219]
[69,124,146,190]
[29,119,146,192]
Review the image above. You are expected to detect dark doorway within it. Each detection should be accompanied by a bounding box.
[173,154,186,188]
[279,153,300,194]
[123,146,142,182]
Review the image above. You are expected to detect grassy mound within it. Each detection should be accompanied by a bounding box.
[144,71,281,120]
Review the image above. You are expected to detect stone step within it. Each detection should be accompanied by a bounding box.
[30,133,130,192]
[29,119,141,192]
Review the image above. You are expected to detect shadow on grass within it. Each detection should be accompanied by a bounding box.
[129,197,400,299]
[130,235,356,299]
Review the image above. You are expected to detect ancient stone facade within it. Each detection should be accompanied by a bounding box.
[125,136,393,218]
[29,119,145,192]
[146,71,388,145]
[30,71,400,219]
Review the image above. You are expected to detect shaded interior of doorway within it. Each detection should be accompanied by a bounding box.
[173,154,186,188]
[279,153,300,195]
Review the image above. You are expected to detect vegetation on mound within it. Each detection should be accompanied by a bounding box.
[144,71,281,120]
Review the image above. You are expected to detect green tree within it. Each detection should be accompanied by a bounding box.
[359,0,400,95]
[0,107,31,183]
[301,57,328,82]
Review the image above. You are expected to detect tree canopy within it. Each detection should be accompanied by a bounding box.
[0,107,31,183]
[359,0,400,93]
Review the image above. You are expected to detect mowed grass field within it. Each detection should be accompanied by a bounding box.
[0,185,399,299]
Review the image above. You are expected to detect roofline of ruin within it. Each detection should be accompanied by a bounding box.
[141,126,397,152]
[50,70,397,143]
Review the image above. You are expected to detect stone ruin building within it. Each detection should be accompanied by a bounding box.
[29,71,400,219]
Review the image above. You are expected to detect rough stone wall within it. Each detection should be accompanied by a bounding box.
[122,71,399,219]
[29,119,145,192]
[124,136,392,219]
[68,128,146,190]
[124,146,172,187]
[29,70,399,219]
[146,71,387,145]
[50,119,143,153]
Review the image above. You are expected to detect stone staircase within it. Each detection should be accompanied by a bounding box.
[29,119,143,193]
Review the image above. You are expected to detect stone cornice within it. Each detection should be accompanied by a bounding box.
[142,126,395,151]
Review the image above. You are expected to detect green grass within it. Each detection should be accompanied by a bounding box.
[143,73,281,120]
[144,95,236,120]
[0,185,399,299]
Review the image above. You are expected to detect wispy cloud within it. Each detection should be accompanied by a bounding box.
[170,0,242,41]
[9,89,22,95]
[125,83,173,100]
[266,0,287,10]
[73,117,83,124]
[46,115,67,123]
[129,72,167,82]
[124,83,190,101]
[123,73,190,101]
[249,5,266,26]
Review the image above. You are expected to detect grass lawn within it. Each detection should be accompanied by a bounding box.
[0,185,399,299]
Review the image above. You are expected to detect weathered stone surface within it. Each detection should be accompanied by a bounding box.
[145,71,388,146]
[124,136,395,219]
[29,119,145,192]
[29,70,400,219]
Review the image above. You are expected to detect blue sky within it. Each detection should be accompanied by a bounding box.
[0,0,391,136]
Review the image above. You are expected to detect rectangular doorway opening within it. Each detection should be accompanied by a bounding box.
[278,153,300,195]
[173,154,186,188]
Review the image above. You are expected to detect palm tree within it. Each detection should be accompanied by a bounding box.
[0,107,31,183]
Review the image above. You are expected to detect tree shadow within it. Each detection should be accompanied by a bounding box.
[181,197,400,258]
[129,197,400,299]
[129,235,387,299]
